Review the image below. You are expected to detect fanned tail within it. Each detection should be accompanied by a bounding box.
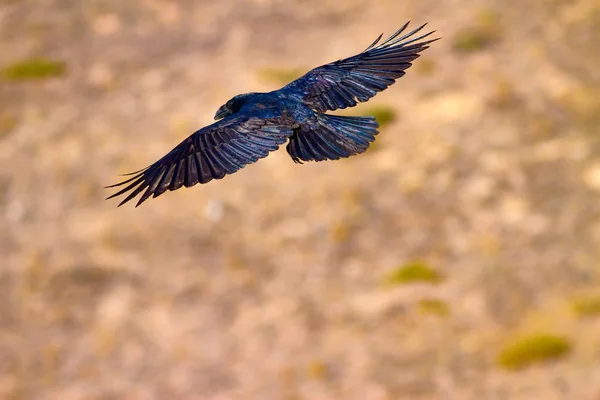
[286,114,379,163]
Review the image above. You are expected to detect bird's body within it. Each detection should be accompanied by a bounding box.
[107,22,438,207]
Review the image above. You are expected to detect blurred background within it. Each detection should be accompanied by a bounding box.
[1,0,600,399]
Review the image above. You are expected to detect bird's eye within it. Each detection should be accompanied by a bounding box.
[226,101,233,108]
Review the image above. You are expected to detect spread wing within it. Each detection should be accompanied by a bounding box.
[106,114,293,207]
[280,22,438,112]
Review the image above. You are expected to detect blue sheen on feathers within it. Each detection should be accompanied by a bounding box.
[107,22,438,207]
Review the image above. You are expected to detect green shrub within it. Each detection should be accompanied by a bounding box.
[2,58,66,80]
[497,334,571,370]
[572,296,600,317]
[453,10,501,52]
[453,30,497,52]
[418,298,450,316]
[362,105,397,127]
[385,262,443,286]
[257,67,304,84]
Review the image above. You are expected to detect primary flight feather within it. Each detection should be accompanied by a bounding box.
[107,22,439,207]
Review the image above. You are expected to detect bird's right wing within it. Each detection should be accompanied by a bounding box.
[106,114,293,207]
[279,22,438,113]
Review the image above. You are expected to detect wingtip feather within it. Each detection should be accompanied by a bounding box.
[365,33,384,51]
[104,174,141,189]
[118,166,150,176]
[377,21,411,48]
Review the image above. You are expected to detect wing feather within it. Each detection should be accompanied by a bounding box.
[106,114,293,207]
[280,22,438,112]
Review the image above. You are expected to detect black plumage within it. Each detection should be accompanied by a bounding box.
[107,22,438,207]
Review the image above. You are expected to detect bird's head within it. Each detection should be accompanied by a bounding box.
[214,93,253,120]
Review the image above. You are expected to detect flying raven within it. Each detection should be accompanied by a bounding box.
[107,22,438,207]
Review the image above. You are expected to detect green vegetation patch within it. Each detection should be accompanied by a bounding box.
[385,262,443,286]
[257,67,304,85]
[572,295,600,317]
[2,58,66,81]
[418,298,450,316]
[453,10,502,52]
[497,334,571,370]
[361,105,397,127]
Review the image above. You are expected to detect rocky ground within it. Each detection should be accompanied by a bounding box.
[1,0,600,399]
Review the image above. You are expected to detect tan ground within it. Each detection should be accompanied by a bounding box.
[1,0,600,399]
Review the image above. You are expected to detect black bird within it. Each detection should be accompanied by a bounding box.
[107,22,438,207]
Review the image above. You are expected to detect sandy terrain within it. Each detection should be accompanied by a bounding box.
[1,0,600,398]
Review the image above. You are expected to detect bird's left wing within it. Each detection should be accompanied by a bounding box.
[279,22,438,112]
[106,114,293,207]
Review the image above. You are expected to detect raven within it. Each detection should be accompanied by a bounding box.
[107,22,438,207]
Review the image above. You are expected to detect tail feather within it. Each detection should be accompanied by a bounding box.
[286,114,379,163]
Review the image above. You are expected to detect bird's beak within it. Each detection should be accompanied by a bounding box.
[214,105,229,120]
